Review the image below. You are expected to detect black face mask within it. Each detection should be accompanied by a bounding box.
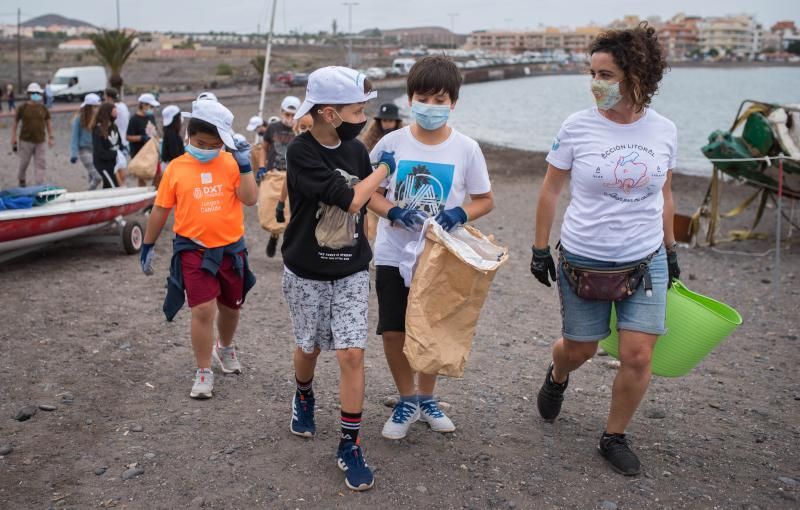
[335,119,367,141]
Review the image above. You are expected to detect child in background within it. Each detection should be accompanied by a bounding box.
[70,93,102,190]
[361,103,404,240]
[367,55,494,440]
[160,105,185,167]
[92,103,122,188]
[140,99,257,399]
[282,66,395,491]
[260,96,301,258]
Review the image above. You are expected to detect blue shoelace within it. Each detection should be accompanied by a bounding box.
[391,401,418,424]
[419,399,444,419]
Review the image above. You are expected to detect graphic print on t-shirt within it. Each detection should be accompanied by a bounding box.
[393,160,455,216]
[604,151,649,194]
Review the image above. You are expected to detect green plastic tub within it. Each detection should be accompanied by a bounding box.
[599,280,743,377]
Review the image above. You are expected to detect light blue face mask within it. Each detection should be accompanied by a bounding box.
[411,101,451,131]
[186,144,220,163]
[30,93,43,102]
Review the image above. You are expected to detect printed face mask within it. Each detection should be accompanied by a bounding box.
[411,101,451,131]
[591,79,623,111]
[331,110,366,141]
[185,144,220,163]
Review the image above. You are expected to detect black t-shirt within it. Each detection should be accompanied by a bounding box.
[127,113,156,157]
[263,121,295,171]
[161,127,185,164]
[282,132,373,280]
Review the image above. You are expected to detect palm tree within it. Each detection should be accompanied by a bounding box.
[89,30,138,95]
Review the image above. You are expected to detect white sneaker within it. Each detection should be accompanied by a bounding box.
[190,368,214,399]
[213,343,241,374]
[419,399,455,433]
[381,400,420,440]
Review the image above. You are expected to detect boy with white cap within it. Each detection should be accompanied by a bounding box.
[261,95,300,257]
[127,92,160,186]
[160,105,185,166]
[140,99,258,400]
[282,66,396,491]
[11,83,53,186]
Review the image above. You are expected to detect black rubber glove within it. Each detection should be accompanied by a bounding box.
[666,247,680,287]
[530,246,557,287]
[276,201,286,223]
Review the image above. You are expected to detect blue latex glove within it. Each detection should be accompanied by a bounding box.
[256,167,267,183]
[387,206,426,232]
[377,150,397,176]
[434,207,467,232]
[140,243,155,276]
[232,135,253,173]
[141,134,150,143]
[70,156,78,164]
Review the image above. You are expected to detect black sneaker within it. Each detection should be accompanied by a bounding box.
[537,361,568,422]
[266,235,279,258]
[599,433,641,476]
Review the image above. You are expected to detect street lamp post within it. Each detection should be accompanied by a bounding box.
[342,2,358,67]
[448,12,459,50]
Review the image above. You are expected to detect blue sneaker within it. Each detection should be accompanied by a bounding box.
[336,442,374,491]
[381,400,420,440]
[290,392,315,437]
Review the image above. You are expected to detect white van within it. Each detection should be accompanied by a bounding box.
[50,66,108,102]
[391,58,416,76]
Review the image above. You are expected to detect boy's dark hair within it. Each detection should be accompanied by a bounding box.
[105,88,119,100]
[406,55,462,101]
[310,77,374,120]
[187,117,221,141]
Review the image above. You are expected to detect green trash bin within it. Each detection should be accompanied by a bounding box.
[599,280,743,377]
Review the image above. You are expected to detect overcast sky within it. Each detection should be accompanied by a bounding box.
[2,0,798,34]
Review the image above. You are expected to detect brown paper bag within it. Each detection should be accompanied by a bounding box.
[127,138,159,179]
[404,224,508,378]
[257,170,290,234]
[366,210,379,241]
[250,142,263,171]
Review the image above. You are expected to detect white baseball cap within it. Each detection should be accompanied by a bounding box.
[197,91,218,102]
[80,93,102,108]
[294,66,377,120]
[26,82,43,94]
[281,96,301,113]
[162,105,181,126]
[138,93,160,107]
[246,115,264,131]
[190,99,236,149]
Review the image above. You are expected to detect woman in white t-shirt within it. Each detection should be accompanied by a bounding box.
[530,23,681,477]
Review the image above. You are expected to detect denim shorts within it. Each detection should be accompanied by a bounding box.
[556,245,668,342]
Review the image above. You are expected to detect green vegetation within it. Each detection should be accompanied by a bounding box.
[89,29,138,91]
[216,63,234,76]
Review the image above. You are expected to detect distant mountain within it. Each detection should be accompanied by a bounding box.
[21,14,97,29]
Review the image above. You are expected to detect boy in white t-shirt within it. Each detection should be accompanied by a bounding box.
[367,55,494,440]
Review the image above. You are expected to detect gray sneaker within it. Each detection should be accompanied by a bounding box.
[213,343,242,374]
[190,368,214,399]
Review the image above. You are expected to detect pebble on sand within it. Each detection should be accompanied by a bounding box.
[122,467,145,480]
[94,467,107,476]
[38,404,57,411]
[645,408,667,419]
[0,445,13,456]
[599,501,618,510]
[14,405,38,422]
[416,485,428,494]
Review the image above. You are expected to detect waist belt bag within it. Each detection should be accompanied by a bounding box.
[315,168,361,250]
[560,246,656,302]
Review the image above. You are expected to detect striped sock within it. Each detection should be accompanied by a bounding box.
[296,376,313,398]
[339,410,362,447]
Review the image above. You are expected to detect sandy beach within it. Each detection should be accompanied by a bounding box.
[0,95,798,509]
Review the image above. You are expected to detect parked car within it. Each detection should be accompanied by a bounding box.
[365,67,386,80]
[50,66,107,102]
[289,73,309,87]
[391,58,416,75]
[275,72,294,86]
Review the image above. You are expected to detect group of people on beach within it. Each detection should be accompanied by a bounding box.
[10,22,683,491]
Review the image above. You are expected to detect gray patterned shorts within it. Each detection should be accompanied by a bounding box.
[282,267,370,353]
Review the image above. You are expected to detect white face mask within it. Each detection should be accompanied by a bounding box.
[591,79,623,111]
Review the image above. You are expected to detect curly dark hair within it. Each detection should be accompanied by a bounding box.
[589,22,668,111]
